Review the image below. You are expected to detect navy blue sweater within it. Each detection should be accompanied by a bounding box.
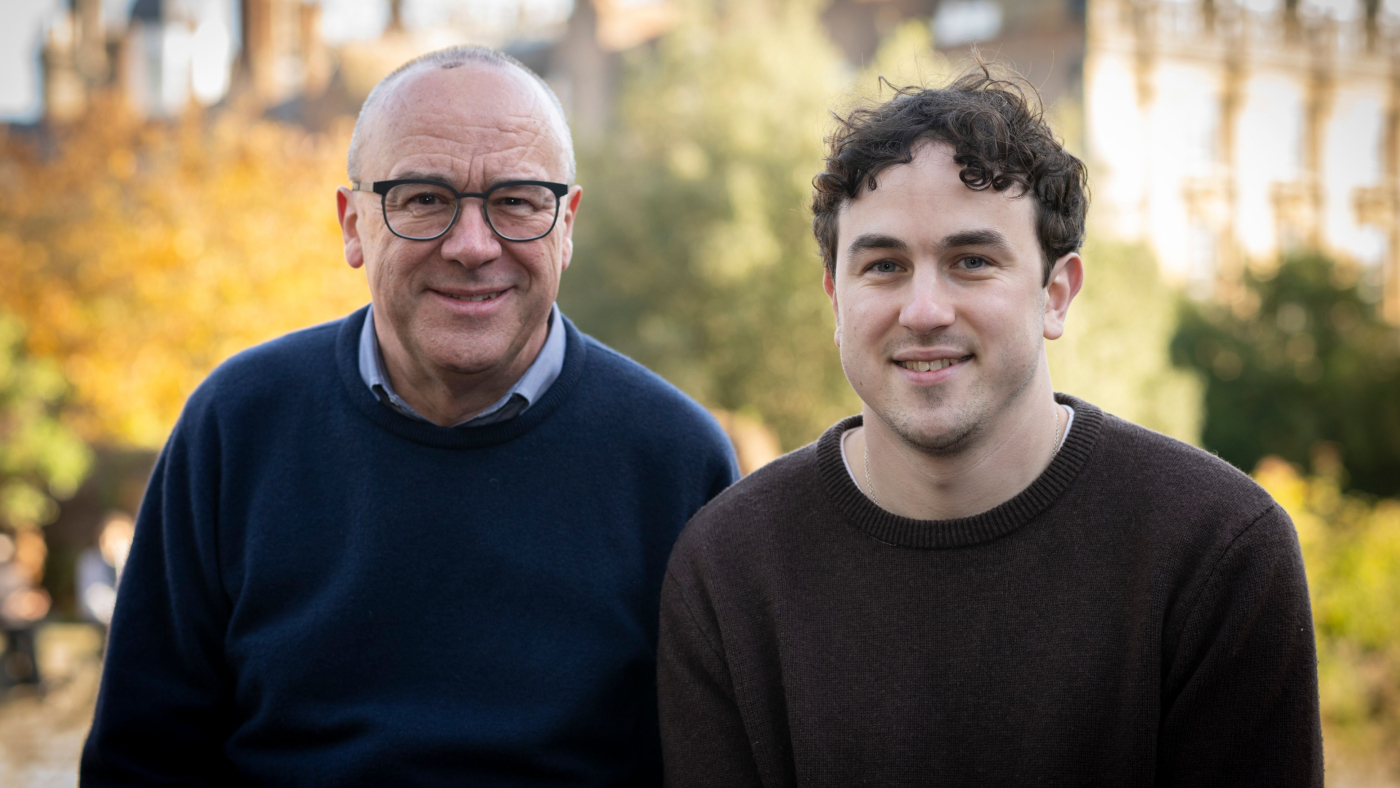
[81,308,739,786]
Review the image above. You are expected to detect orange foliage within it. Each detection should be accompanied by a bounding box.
[0,97,368,447]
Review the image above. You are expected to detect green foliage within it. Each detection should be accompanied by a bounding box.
[561,0,861,448]
[1172,254,1400,495]
[1255,458,1400,762]
[0,312,92,529]
[1049,237,1203,442]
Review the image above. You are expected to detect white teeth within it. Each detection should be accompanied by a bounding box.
[900,358,962,372]
[446,291,501,302]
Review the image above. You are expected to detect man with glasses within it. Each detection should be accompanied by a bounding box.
[82,47,738,785]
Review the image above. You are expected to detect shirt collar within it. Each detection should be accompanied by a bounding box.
[357,302,566,428]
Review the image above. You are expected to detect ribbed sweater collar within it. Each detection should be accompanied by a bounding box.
[334,305,588,449]
[817,394,1104,549]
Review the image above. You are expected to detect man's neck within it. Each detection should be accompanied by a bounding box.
[855,379,1064,521]
[378,317,551,427]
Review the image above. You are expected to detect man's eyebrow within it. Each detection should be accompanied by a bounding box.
[391,170,455,183]
[384,172,548,189]
[940,229,1013,252]
[846,233,909,257]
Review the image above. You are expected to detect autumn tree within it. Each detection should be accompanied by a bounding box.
[0,96,366,449]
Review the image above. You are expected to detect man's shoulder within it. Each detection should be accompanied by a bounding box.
[184,313,349,419]
[576,334,729,442]
[672,443,821,559]
[1087,407,1277,529]
[578,335,694,406]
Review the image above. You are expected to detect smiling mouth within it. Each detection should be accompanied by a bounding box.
[438,290,506,302]
[896,356,972,372]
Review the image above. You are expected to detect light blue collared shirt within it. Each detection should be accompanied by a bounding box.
[357,303,566,427]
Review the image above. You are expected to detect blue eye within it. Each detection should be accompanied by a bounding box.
[870,260,900,274]
[959,256,988,270]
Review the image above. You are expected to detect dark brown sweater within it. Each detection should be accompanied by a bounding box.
[658,396,1322,787]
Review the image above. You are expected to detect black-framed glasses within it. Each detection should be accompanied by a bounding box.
[352,179,570,242]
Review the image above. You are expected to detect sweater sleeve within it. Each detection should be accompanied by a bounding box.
[657,563,764,788]
[1157,504,1323,787]
[81,397,238,785]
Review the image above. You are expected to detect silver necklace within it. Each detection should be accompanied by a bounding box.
[863,439,880,507]
[862,406,1063,509]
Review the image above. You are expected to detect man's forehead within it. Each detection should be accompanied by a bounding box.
[828,144,1041,258]
[363,64,565,171]
[863,143,1001,201]
[839,143,1035,238]
[393,64,547,118]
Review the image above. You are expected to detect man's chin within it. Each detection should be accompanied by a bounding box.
[408,316,525,368]
[436,352,514,378]
[412,334,517,377]
[876,407,981,457]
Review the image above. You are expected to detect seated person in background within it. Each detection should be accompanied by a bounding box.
[658,66,1322,787]
[83,46,737,786]
[76,512,134,627]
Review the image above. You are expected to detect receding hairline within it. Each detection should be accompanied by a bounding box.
[347,46,576,183]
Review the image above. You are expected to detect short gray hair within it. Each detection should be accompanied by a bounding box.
[346,46,576,183]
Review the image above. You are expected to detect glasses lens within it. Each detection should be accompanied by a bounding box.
[383,182,458,239]
[485,184,560,240]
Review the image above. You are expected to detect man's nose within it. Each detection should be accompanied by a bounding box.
[899,266,956,334]
[438,200,503,268]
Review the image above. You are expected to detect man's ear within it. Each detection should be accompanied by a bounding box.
[558,185,584,273]
[823,266,840,348]
[1043,252,1084,341]
[337,187,365,270]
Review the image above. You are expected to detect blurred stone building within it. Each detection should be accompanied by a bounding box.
[826,0,1400,321]
[42,0,247,120]
[34,0,670,134]
[1086,0,1400,321]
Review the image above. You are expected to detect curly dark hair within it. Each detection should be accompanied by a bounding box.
[812,65,1089,284]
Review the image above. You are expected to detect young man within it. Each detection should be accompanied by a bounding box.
[657,69,1322,786]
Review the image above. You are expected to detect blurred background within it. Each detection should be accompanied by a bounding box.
[0,0,1397,783]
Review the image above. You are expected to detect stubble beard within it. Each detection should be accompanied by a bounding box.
[883,389,983,456]
[864,338,1043,460]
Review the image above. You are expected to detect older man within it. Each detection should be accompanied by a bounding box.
[658,69,1322,786]
[82,47,737,785]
